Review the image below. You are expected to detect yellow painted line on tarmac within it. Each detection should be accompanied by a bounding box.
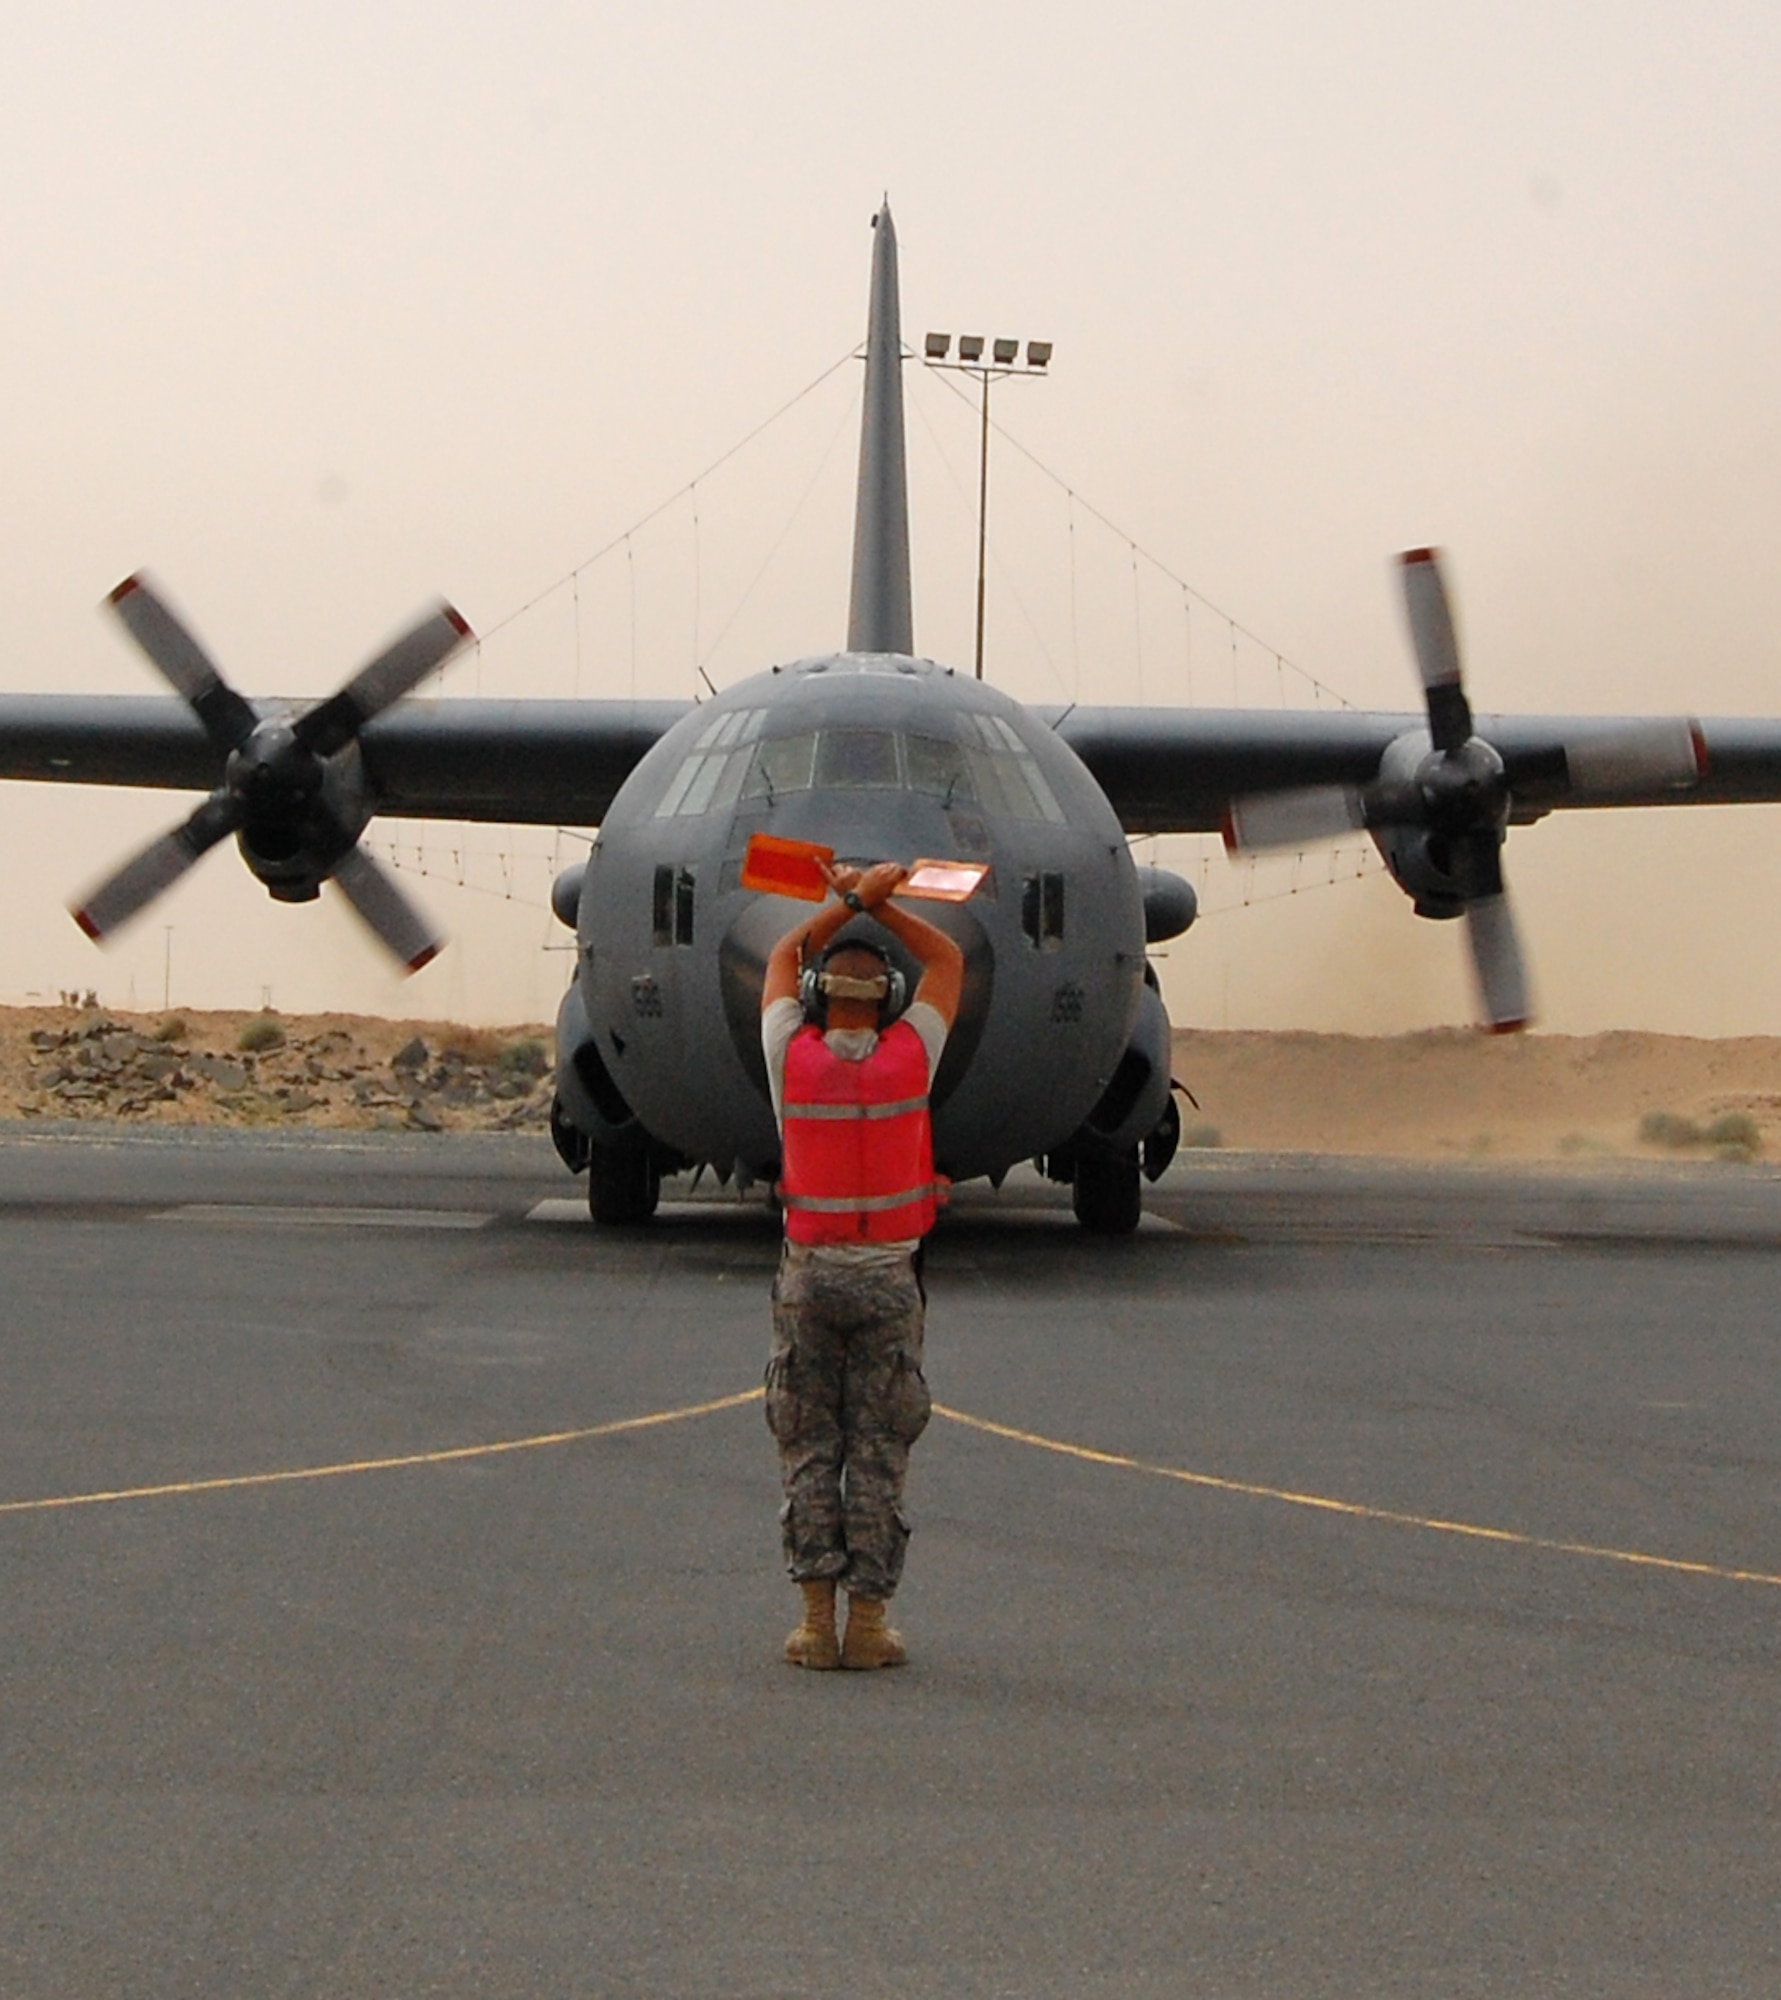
[0,1388,765,1517]
[934,1402,1781,1592]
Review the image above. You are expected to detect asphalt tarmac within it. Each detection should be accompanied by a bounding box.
[3,1127,1780,1998]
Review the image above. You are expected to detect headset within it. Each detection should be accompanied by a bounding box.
[798,937,908,1025]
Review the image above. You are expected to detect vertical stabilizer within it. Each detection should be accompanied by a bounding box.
[846,203,914,654]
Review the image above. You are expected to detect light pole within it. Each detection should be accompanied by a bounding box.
[922,332,1052,679]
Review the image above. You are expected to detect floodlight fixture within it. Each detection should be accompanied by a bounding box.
[924,331,950,359]
[1026,340,1052,368]
[958,334,985,362]
[992,337,1019,365]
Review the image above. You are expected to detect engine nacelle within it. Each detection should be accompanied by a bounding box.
[1369,728,1508,920]
[1372,825,1468,920]
[231,730,369,903]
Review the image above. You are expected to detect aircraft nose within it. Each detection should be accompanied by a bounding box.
[718,890,992,1110]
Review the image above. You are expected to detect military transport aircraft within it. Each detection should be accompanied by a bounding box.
[3,203,1780,1232]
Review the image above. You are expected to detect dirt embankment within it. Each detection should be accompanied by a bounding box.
[1172,1028,1781,1160]
[3,1005,1780,1160]
[0,1006,554,1134]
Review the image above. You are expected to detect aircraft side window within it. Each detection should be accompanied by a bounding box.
[1021,871,1065,948]
[742,732,817,800]
[904,733,977,802]
[655,711,766,817]
[815,728,900,789]
[652,863,696,945]
[959,713,1065,822]
[654,757,703,818]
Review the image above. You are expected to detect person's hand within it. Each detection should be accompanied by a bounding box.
[853,861,908,910]
[817,859,864,900]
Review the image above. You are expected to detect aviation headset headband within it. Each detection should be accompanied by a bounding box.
[798,938,908,1023]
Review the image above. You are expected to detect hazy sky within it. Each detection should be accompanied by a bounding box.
[3,3,1780,1032]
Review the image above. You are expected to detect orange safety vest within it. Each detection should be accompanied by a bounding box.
[779,1020,939,1244]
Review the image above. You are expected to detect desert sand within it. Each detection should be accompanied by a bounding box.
[3,1004,1779,1162]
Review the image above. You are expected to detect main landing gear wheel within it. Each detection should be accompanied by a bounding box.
[1072,1146,1141,1236]
[588,1141,661,1225]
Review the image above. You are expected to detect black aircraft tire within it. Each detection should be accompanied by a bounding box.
[1072,1146,1142,1235]
[588,1142,661,1225]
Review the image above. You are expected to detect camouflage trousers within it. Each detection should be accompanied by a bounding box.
[765,1244,932,1601]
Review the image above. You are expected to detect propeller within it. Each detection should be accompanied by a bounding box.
[72,574,472,972]
[1222,549,1707,1033]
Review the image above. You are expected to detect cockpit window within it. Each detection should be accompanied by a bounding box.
[740,731,818,801]
[904,733,977,802]
[658,712,1066,820]
[814,729,900,789]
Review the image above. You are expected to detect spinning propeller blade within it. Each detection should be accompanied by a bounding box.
[106,573,259,752]
[329,845,444,973]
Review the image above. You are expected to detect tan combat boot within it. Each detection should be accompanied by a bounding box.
[784,1580,841,1669]
[841,1594,907,1669]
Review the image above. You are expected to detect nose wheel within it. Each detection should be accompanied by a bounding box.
[588,1140,662,1225]
[1071,1145,1141,1236]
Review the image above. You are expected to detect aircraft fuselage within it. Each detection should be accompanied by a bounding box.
[555,651,1149,1188]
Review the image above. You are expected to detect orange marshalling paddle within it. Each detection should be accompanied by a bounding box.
[740,833,988,903]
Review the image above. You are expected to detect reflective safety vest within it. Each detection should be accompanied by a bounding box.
[779,1020,939,1244]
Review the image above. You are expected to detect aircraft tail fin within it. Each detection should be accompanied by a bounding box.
[846,203,914,655]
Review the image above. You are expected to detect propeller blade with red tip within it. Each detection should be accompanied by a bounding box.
[70,792,244,942]
[1464,891,1531,1032]
[295,602,473,758]
[329,844,444,973]
[105,573,260,753]
[1398,548,1473,754]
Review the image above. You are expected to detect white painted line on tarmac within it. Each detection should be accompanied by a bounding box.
[156,1205,493,1231]
[527,1198,588,1224]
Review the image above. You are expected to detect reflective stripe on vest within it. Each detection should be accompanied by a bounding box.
[779,1021,937,1245]
[782,1183,944,1214]
[780,1095,928,1122]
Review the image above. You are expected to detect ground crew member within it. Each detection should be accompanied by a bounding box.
[760,858,964,1669]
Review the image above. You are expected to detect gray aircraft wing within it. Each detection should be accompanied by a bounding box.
[1045,705,1781,834]
[0,694,694,824]
[10,691,1781,832]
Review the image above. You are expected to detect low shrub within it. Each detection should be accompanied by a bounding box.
[237,1014,286,1053]
[1706,1111,1762,1159]
[498,1039,549,1080]
[1639,1110,1701,1149]
[153,1015,186,1043]
[436,1024,505,1067]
